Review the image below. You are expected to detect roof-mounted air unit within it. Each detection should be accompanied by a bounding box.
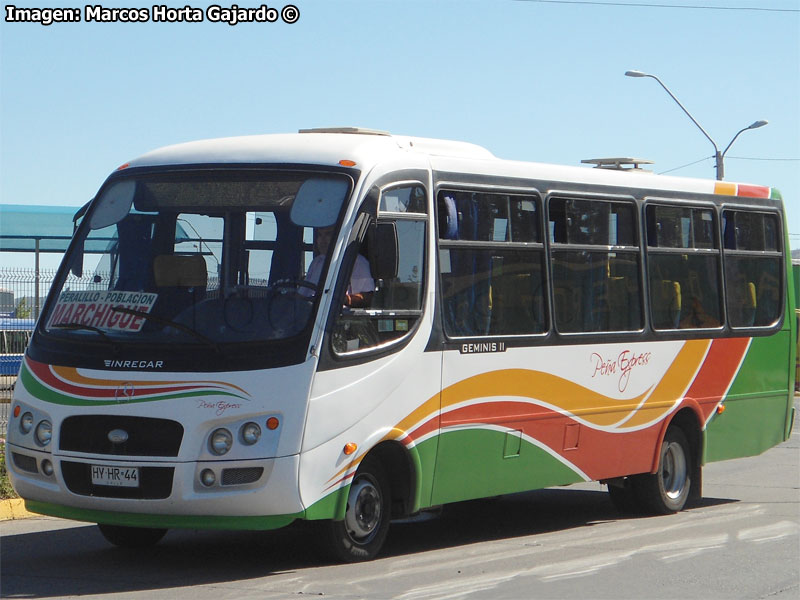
[298,127,390,136]
[581,157,654,172]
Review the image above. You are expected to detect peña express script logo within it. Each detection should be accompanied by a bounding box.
[590,349,651,393]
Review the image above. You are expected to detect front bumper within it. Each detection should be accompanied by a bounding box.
[7,443,305,527]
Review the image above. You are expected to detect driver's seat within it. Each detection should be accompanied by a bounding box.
[152,254,208,319]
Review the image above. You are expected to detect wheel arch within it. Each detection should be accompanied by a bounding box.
[654,404,704,502]
[362,439,419,519]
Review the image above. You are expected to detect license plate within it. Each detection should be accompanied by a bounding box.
[90,465,140,488]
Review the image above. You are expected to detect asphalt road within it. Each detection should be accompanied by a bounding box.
[2,409,798,600]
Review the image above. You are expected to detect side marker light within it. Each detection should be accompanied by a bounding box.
[343,442,357,456]
[13,405,20,418]
[717,404,726,415]
[338,159,357,167]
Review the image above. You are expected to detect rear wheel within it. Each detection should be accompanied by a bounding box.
[634,427,692,514]
[97,524,167,548]
[321,457,391,562]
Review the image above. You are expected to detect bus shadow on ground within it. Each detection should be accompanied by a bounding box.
[0,488,737,598]
[385,487,737,557]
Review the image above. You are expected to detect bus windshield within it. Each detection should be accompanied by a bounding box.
[43,169,352,346]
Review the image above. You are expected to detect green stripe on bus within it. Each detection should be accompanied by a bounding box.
[20,362,244,406]
[430,429,584,506]
[704,332,792,462]
[25,500,302,531]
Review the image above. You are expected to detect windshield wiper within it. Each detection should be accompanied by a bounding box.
[51,323,120,353]
[109,306,222,353]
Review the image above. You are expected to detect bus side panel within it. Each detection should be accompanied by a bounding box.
[297,329,442,519]
[430,337,760,506]
[430,428,585,505]
[431,342,688,505]
[704,331,793,462]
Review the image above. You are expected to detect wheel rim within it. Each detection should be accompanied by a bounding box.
[662,440,688,500]
[344,474,382,544]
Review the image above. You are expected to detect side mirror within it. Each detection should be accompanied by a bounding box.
[89,180,136,230]
[368,222,398,280]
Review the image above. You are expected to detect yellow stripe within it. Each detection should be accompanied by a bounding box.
[441,370,653,427]
[714,181,737,196]
[616,339,709,427]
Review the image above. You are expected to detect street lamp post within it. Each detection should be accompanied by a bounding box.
[624,70,767,180]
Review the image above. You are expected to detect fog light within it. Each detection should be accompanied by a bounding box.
[240,422,261,445]
[209,428,233,455]
[20,412,34,434]
[35,420,52,446]
[200,469,216,487]
[41,459,54,476]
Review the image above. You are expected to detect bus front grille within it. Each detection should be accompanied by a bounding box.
[12,452,38,474]
[221,467,264,486]
[60,416,184,457]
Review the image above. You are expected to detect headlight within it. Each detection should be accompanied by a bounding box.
[240,422,261,445]
[20,412,34,434]
[209,428,233,455]
[35,420,52,446]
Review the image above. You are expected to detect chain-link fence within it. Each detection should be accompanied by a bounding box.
[0,267,59,320]
[0,268,59,439]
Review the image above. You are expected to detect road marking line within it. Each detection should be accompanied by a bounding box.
[737,521,799,543]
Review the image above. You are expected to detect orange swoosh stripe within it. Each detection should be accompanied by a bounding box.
[50,365,251,397]
[619,339,709,427]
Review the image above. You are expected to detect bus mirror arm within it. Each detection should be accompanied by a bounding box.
[73,199,93,233]
[368,222,398,280]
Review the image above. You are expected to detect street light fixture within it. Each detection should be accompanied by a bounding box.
[624,70,767,180]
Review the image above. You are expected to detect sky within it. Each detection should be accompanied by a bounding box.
[1,0,799,272]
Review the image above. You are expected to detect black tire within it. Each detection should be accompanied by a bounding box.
[97,524,167,548]
[321,457,391,562]
[634,427,692,514]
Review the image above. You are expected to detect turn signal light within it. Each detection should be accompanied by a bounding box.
[338,159,357,167]
[13,405,20,418]
[717,404,726,414]
[266,417,280,430]
[343,442,357,455]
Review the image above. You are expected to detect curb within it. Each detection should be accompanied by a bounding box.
[0,497,34,521]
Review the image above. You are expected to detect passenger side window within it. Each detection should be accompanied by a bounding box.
[646,205,722,330]
[331,185,427,355]
[548,198,642,333]
[438,190,545,337]
[722,210,782,327]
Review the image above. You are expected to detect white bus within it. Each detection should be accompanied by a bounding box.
[6,128,795,561]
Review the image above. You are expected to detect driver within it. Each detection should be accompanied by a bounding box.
[304,226,374,307]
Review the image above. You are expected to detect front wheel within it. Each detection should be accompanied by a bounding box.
[97,524,167,548]
[634,427,693,514]
[321,457,391,562]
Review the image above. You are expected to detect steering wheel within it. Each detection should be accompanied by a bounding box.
[273,279,319,296]
[266,279,319,330]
